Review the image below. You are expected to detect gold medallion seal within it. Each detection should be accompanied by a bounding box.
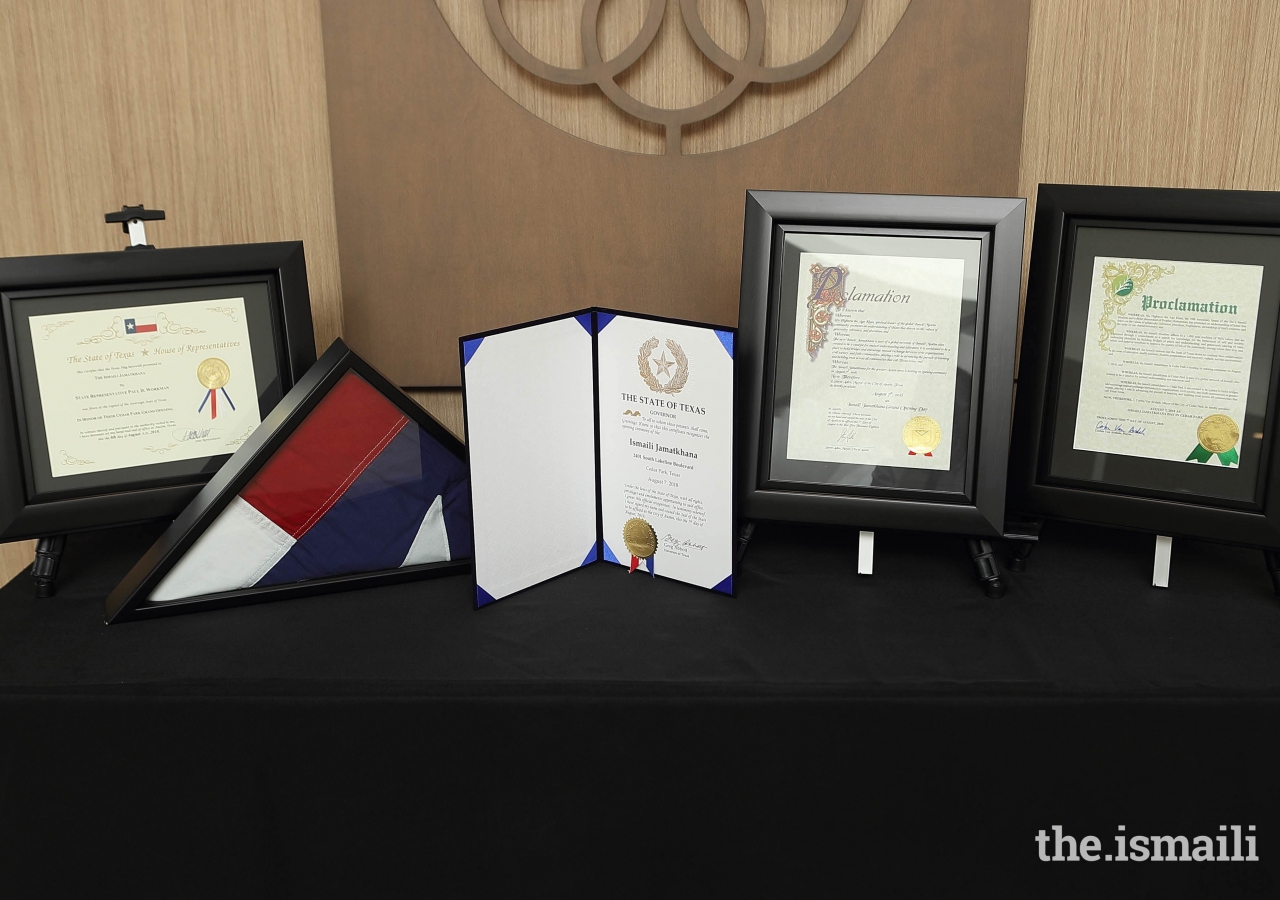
[902,416,942,455]
[1197,414,1239,454]
[622,517,657,559]
[197,357,231,390]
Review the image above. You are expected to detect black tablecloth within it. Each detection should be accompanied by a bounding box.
[2,521,1279,896]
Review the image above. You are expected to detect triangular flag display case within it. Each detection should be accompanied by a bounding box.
[105,340,471,623]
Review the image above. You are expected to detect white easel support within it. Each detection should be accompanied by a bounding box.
[858,530,874,575]
[1152,534,1172,588]
[126,218,149,247]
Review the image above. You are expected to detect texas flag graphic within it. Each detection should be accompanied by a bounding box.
[124,317,158,334]
[149,371,471,602]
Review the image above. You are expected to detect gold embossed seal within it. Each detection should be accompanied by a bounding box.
[1197,415,1240,454]
[902,415,942,456]
[197,357,231,390]
[623,517,657,559]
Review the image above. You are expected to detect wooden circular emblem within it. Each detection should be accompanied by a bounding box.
[623,517,658,558]
[197,358,231,390]
[437,0,909,155]
[1197,415,1239,453]
[902,415,942,454]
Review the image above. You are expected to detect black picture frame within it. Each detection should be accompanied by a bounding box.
[105,339,470,623]
[737,190,1026,538]
[0,242,316,540]
[1010,183,1280,550]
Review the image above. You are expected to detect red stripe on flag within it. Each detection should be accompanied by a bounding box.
[239,371,409,539]
[134,323,158,333]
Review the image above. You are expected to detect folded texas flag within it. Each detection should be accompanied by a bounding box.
[150,371,471,602]
[124,317,157,334]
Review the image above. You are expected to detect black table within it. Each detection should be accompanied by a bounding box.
[2,521,1279,896]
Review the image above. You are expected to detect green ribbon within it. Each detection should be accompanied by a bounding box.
[1186,444,1239,466]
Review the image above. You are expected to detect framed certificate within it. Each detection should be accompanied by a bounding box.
[0,242,316,540]
[106,339,470,623]
[737,191,1025,581]
[461,309,735,607]
[1010,184,1280,551]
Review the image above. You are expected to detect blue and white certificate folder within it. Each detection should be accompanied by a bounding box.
[460,309,736,608]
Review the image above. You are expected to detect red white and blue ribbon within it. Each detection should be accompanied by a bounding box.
[197,387,236,420]
[628,553,655,577]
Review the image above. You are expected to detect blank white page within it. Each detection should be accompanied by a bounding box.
[462,315,598,604]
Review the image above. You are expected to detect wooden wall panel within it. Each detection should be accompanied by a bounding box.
[405,388,465,440]
[325,0,1032,387]
[0,0,343,585]
[1017,0,1280,356]
[0,542,31,590]
[404,0,907,439]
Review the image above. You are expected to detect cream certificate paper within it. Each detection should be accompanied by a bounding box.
[597,315,733,591]
[28,299,261,477]
[785,253,965,470]
[1072,258,1263,467]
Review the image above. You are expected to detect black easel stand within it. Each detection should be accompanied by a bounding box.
[1264,550,1280,596]
[735,522,755,564]
[104,204,165,250]
[32,535,67,598]
[1007,541,1035,571]
[967,539,1005,598]
[1003,516,1043,572]
[31,204,168,598]
[1001,521,1280,596]
[736,520,1007,597]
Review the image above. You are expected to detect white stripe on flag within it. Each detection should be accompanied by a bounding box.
[401,494,450,566]
[150,497,296,602]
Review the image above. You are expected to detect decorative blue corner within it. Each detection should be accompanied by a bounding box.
[575,313,594,335]
[476,584,497,607]
[714,330,734,358]
[602,541,622,565]
[580,543,599,567]
[711,575,733,595]
[462,337,484,366]
[596,312,616,333]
